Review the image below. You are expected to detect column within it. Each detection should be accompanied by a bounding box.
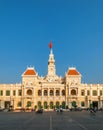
[60,88,61,97]
[42,89,44,97]
[0,100,1,107]
[88,100,89,108]
[68,101,71,108]
[100,100,102,108]
[97,88,99,96]
[48,88,49,97]
[90,88,92,97]
[22,86,24,108]
[68,87,71,108]
[16,89,18,97]
[54,88,55,97]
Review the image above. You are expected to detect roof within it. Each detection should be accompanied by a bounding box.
[23,67,36,76]
[67,67,80,75]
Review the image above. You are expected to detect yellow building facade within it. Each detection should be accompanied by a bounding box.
[0,48,103,110]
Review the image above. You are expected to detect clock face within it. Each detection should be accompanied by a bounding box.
[71,80,77,85]
[48,77,54,82]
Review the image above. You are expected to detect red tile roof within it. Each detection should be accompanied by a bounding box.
[67,68,80,75]
[23,68,36,75]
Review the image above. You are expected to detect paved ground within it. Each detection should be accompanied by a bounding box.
[0,110,103,130]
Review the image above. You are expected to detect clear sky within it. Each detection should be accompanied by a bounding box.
[0,0,103,84]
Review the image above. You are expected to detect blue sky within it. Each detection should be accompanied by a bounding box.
[0,0,103,83]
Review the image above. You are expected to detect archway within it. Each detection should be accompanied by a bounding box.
[56,101,60,108]
[62,101,65,109]
[38,90,41,96]
[4,101,10,109]
[93,101,98,108]
[50,90,54,96]
[72,101,77,108]
[44,102,47,109]
[71,89,76,95]
[26,101,32,108]
[50,102,53,109]
[38,101,41,109]
[27,89,32,95]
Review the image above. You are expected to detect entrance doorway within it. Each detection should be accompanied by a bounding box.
[72,101,77,108]
[92,101,98,108]
[5,101,10,108]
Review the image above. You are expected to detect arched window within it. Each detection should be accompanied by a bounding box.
[71,89,76,95]
[26,101,32,107]
[38,90,42,96]
[56,101,60,108]
[38,101,41,109]
[50,102,53,109]
[27,89,32,95]
[81,102,85,107]
[100,90,102,96]
[92,90,97,96]
[56,90,60,96]
[62,90,65,96]
[50,90,54,96]
[44,90,48,96]
[62,101,65,109]
[87,90,90,96]
[44,102,47,109]
[81,90,85,96]
[72,101,77,107]
[17,101,22,107]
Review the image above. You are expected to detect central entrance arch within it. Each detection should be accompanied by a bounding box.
[5,101,10,108]
[92,101,98,108]
[71,101,77,107]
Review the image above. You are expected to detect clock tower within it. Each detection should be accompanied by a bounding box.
[47,48,56,76]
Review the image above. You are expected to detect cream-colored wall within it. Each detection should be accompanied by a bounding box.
[0,76,103,110]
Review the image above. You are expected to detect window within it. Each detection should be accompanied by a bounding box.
[6,90,10,96]
[44,102,47,109]
[0,90,3,96]
[62,90,65,96]
[56,101,60,108]
[38,90,42,96]
[56,90,60,96]
[100,90,102,96]
[44,90,48,96]
[92,90,97,96]
[18,90,22,96]
[72,101,77,107]
[62,101,65,109]
[50,102,53,109]
[71,89,76,95]
[81,90,85,96]
[13,90,16,96]
[27,89,32,95]
[26,101,31,107]
[38,101,41,109]
[87,90,90,96]
[50,90,53,96]
[17,101,22,107]
[81,102,85,107]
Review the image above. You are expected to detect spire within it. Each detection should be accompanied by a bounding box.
[48,48,55,63]
[50,49,53,54]
[47,41,56,76]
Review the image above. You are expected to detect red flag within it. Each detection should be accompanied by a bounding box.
[49,41,52,49]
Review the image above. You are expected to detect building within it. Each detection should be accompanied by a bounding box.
[0,45,103,110]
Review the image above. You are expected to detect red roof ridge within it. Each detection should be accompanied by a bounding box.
[23,67,37,76]
[67,67,80,75]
